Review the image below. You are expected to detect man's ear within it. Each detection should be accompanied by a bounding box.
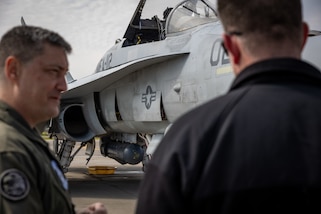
[301,22,309,51]
[223,34,241,65]
[4,56,20,83]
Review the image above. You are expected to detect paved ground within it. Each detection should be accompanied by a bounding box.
[49,140,144,214]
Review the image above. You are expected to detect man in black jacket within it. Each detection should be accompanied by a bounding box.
[136,0,321,213]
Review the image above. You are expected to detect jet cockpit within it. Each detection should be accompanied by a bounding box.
[123,0,218,46]
[166,0,218,35]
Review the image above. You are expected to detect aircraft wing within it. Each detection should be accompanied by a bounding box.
[62,51,189,100]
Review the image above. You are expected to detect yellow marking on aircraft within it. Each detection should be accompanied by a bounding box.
[216,65,233,75]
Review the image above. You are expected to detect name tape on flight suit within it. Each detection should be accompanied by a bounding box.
[51,160,68,190]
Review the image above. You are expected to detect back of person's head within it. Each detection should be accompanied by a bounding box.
[217,0,304,54]
[0,26,72,71]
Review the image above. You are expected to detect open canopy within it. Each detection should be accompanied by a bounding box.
[123,0,218,46]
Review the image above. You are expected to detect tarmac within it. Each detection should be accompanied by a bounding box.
[48,140,144,214]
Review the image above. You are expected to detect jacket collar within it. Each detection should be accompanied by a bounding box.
[0,101,48,147]
[230,58,321,90]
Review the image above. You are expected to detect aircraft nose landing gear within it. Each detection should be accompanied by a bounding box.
[52,136,96,173]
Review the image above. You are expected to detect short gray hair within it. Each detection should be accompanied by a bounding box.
[0,26,72,67]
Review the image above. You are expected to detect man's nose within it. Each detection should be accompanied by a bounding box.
[57,74,68,92]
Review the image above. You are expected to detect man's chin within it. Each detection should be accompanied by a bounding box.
[46,108,60,120]
[50,110,59,119]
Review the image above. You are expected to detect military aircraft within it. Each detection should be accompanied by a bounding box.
[48,0,321,172]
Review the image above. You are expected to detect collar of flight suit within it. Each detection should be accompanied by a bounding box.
[0,101,49,149]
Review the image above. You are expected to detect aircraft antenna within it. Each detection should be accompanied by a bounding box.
[21,17,27,26]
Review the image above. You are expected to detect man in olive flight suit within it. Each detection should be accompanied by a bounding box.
[0,26,107,214]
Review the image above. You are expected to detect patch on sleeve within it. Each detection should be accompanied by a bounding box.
[0,169,30,201]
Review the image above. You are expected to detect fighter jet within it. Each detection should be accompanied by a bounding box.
[48,0,321,172]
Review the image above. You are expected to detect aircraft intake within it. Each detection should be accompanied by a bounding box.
[58,104,95,142]
[100,137,144,165]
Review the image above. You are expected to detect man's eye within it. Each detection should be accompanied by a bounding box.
[45,69,56,73]
[46,69,60,76]
[45,68,66,77]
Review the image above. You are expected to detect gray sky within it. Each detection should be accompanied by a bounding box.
[0,0,187,79]
[0,0,320,79]
[0,0,140,79]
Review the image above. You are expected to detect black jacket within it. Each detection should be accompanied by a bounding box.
[136,58,321,214]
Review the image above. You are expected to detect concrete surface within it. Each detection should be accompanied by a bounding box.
[48,140,144,214]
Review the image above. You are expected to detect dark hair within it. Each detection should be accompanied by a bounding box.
[217,0,303,46]
[0,26,72,67]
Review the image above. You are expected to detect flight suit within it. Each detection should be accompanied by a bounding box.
[0,101,75,213]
